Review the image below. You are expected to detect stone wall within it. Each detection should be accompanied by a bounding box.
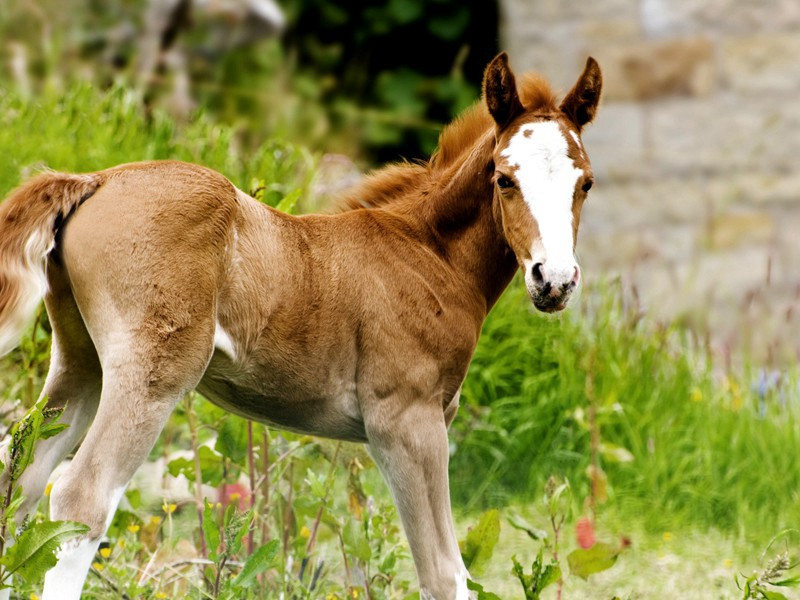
[501,0,800,359]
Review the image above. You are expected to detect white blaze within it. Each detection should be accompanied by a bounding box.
[500,121,582,284]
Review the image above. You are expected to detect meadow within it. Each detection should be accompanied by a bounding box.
[1,84,799,599]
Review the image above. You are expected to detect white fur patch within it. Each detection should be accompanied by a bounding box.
[455,569,470,600]
[500,121,582,285]
[42,486,126,600]
[0,228,51,356]
[214,321,236,359]
[41,536,100,600]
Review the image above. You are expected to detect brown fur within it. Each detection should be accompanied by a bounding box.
[336,72,559,213]
[0,54,601,600]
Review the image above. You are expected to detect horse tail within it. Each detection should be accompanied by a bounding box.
[0,171,105,356]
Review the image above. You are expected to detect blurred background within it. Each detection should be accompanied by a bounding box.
[1,1,800,598]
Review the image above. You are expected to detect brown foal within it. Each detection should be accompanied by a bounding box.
[0,53,601,599]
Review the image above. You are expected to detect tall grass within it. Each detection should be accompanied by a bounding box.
[452,280,800,537]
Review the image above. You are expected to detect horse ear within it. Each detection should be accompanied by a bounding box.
[560,57,602,130]
[483,52,524,129]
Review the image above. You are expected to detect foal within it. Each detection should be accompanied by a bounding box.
[0,53,601,599]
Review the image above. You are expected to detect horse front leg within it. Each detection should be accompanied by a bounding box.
[365,401,471,600]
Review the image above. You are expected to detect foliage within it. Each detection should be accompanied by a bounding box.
[0,397,89,589]
[737,531,800,600]
[452,282,800,535]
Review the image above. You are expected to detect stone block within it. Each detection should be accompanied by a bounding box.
[721,32,800,94]
[589,38,715,102]
[648,97,800,175]
[580,102,646,180]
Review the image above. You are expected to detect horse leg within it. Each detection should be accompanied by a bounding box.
[365,401,471,600]
[2,273,103,522]
[41,322,213,600]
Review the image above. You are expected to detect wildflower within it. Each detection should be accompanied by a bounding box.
[229,492,241,504]
[92,562,104,571]
[690,387,702,403]
[350,589,359,599]
[163,502,177,514]
[207,501,215,509]
[662,532,672,542]
[724,558,733,569]
[576,516,595,549]
[300,526,311,538]
[149,516,162,526]
[118,539,126,549]
[30,594,40,600]
[155,593,167,599]
[127,524,140,534]
[44,483,53,497]
[99,547,112,558]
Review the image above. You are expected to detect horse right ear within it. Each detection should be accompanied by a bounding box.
[483,52,524,129]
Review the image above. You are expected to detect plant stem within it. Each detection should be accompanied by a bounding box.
[186,394,208,558]
[247,420,255,555]
[305,442,341,557]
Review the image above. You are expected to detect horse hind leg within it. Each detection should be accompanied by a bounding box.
[1,264,103,523]
[41,318,215,600]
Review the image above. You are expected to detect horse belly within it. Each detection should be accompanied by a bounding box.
[196,351,367,442]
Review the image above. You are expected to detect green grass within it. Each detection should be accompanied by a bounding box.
[0,83,314,203]
[453,281,800,537]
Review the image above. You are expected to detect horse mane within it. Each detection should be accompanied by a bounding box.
[334,73,559,212]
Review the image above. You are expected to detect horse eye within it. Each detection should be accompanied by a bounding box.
[497,175,515,189]
[582,180,594,193]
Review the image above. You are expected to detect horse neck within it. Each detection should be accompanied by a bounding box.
[410,132,519,316]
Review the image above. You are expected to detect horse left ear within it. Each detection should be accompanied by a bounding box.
[483,52,525,129]
[560,57,602,131]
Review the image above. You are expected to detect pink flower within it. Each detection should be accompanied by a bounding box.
[576,516,596,549]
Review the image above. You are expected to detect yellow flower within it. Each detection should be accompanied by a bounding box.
[149,516,162,526]
[207,501,215,509]
[662,532,672,542]
[163,502,177,514]
[44,483,53,497]
[155,593,167,599]
[724,558,733,569]
[690,387,703,403]
[350,589,359,599]
[30,594,40,600]
[300,526,311,538]
[127,524,140,534]
[99,547,112,558]
[118,539,126,549]
[229,493,241,504]
[92,562,104,571]
[216,502,222,509]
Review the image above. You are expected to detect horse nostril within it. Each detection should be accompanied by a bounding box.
[532,262,544,284]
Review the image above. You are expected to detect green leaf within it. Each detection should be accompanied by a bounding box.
[507,514,548,541]
[466,578,503,600]
[167,445,224,486]
[232,539,280,587]
[39,423,69,440]
[567,542,620,580]
[215,417,249,464]
[599,442,634,463]
[275,189,301,215]
[0,520,89,583]
[459,509,500,576]
[754,587,788,600]
[203,501,221,561]
[774,574,800,587]
[342,519,371,562]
